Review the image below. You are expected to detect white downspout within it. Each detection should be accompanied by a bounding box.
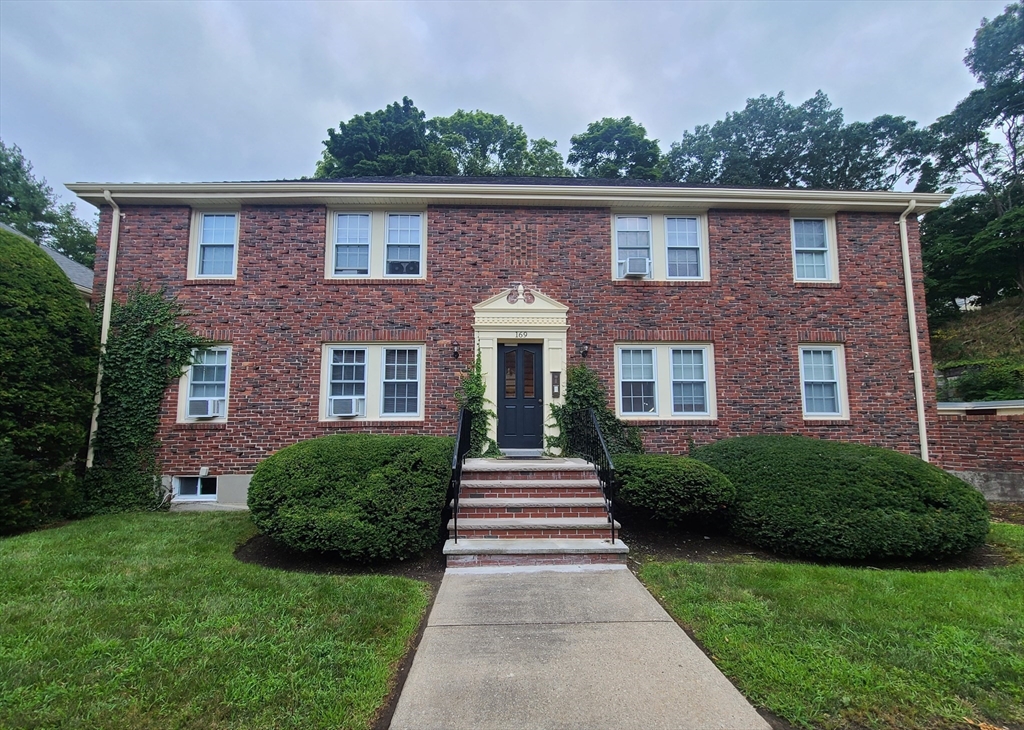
[85,190,121,467]
[898,199,929,462]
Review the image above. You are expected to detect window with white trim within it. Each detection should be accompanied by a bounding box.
[325,210,427,280]
[185,347,230,420]
[321,344,425,420]
[616,344,717,418]
[799,345,847,418]
[612,213,710,281]
[666,216,702,279]
[386,214,422,276]
[191,212,238,278]
[175,476,217,501]
[792,217,838,282]
[615,216,652,278]
[334,213,370,276]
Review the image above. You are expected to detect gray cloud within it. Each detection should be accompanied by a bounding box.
[0,0,1007,215]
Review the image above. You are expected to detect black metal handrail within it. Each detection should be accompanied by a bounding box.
[448,408,474,543]
[564,408,617,544]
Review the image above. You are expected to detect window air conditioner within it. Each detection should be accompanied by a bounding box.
[188,398,225,418]
[330,397,366,417]
[624,257,651,278]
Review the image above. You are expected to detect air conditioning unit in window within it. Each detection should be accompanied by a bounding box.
[623,257,651,278]
[330,397,366,418]
[188,398,225,418]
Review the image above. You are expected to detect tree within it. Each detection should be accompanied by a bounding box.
[429,110,529,176]
[524,138,571,177]
[0,140,97,267]
[922,3,1024,310]
[0,227,98,533]
[663,91,929,190]
[315,97,457,178]
[568,117,662,180]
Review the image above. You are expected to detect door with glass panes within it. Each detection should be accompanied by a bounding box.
[497,344,543,449]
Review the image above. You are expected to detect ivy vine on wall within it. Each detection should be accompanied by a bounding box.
[455,349,500,457]
[548,363,644,456]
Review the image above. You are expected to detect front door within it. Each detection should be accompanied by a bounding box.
[497,344,543,449]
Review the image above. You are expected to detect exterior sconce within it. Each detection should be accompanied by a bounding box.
[580,342,590,358]
[452,340,460,359]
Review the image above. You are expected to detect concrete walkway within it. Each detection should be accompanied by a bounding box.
[389,565,770,730]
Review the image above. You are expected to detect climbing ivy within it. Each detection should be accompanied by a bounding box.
[548,363,644,455]
[455,349,500,457]
[83,288,206,514]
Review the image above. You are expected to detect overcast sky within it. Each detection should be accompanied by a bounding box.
[0,0,1009,217]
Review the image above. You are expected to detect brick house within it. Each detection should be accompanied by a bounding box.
[69,177,1015,508]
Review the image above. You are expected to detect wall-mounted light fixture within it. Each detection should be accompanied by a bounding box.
[452,340,460,359]
[580,342,590,358]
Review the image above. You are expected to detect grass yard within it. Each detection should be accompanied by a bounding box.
[0,512,430,730]
[640,523,1024,730]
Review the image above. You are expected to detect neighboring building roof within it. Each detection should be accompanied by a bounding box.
[0,221,93,295]
[66,178,950,215]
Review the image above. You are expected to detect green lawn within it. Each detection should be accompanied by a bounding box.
[0,512,430,730]
[641,523,1024,730]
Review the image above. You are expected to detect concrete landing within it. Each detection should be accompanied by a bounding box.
[389,566,770,730]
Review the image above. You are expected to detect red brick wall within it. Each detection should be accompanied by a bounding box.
[94,202,948,477]
[932,415,1024,472]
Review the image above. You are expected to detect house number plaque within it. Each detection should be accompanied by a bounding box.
[515,331,528,338]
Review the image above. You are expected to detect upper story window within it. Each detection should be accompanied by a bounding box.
[182,346,231,421]
[799,345,848,419]
[190,212,238,278]
[613,213,709,281]
[792,217,838,283]
[321,344,425,420]
[326,210,426,280]
[616,344,716,419]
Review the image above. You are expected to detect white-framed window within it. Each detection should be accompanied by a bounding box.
[665,216,703,279]
[180,346,231,421]
[321,344,425,420]
[189,211,239,278]
[615,216,652,278]
[616,344,717,418]
[799,345,848,419]
[325,210,426,279]
[791,217,838,282]
[612,213,710,281]
[333,213,371,276]
[175,476,217,501]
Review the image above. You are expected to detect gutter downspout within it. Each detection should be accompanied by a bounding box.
[85,190,121,467]
[898,199,929,462]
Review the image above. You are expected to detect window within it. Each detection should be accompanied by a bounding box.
[616,344,716,418]
[334,213,370,276]
[191,212,238,278]
[615,216,652,278]
[184,347,230,420]
[322,344,425,420]
[326,210,426,279]
[666,217,702,279]
[386,214,422,276]
[792,217,838,282]
[799,345,847,418]
[175,476,217,501]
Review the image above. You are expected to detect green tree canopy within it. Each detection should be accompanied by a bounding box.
[0,227,98,532]
[429,110,529,176]
[0,140,97,267]
[664,91,929,190]
[568,117,662,180]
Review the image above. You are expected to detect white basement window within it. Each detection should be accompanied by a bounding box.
[175,476,217,500]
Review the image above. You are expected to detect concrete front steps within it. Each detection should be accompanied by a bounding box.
[444,457,628,567]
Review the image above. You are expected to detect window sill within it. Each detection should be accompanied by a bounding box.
[323,278,427,285]
[321,418,425,426]
[794,281,841,289]
[173,495,218,502]
[174,421,228,429]
[618,417,719,425]
[613,279,712,287]
[802,417,850,423]
[184,279,236,287]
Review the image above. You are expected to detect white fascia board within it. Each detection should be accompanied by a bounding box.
[65,181,951,214]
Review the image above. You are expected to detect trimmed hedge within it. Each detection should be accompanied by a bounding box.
[615,454,734,524]
[692,435,989,561]
[247,434,453,562]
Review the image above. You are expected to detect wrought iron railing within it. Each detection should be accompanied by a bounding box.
[564,408,618,543]
[448,408,474,543]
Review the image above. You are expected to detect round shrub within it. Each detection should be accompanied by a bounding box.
[615,454,735,524]
[247,434,454,562]
[692,435,989,561]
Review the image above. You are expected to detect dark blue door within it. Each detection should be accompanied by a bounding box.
[497,344,543,449]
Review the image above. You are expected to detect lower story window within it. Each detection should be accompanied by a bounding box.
[183,346,231,421]
[799,345,847,418]
[176,476,217,500]
[617,344,716,418]
[322,344,425,420]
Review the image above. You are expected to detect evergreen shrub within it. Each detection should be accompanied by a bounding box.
[615,454,734,524]
[692,435,990,561]
[248,434,454,562]
[0,228,97,533]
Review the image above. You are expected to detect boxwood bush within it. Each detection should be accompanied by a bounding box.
[692,435,989,561]
[248,434,453,562]
[615,454,734,524]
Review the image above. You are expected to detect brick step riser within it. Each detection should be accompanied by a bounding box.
[457,507,609,519]
[451,528,614,539]
[461,471,594,481]
[447,553,626,567]
[462,488,605,499]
